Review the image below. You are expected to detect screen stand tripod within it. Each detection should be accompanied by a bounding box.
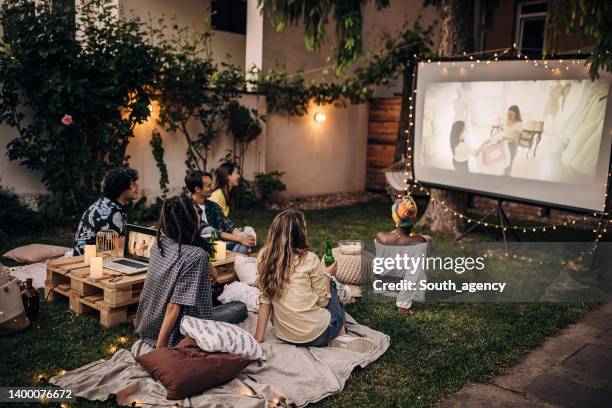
[456,200,519,247]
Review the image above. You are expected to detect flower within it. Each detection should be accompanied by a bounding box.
[61,114,73,126]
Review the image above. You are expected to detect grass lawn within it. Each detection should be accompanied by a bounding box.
[0,197,600,407]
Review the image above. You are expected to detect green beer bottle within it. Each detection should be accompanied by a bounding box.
[210,230,217,262]
[324,240,335,267]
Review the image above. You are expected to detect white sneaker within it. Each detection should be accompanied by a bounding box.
[329,335,375,353]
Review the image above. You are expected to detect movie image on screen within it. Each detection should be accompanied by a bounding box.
[413,59,612,212]
[127,232,155,259]
[421,79,608,183]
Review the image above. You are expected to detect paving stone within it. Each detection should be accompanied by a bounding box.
[562,344,612,379]
[524,373,612,408]
[437,384,556,408]
[444,303,612,408]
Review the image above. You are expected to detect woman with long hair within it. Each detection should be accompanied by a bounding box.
[134,194,247,349]
[254,210,372,350]
[449,120,470,173]
[210,161,241,217]
[476,105,523,175]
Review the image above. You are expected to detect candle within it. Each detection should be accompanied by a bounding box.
[90,257,104,279]
[214,241,227,261]
[83,245,97,265]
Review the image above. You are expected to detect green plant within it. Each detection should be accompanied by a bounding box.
[227,100,266,170]
[254,171,287,204]
[0,0,159,216]
[152,15,245,171]
[0,186,42,237]
[127,196,163,225]
[235,170,286,209]
[150,130,169,198]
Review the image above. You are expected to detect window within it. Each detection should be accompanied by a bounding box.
[211,0,247,35]
[515,1,548,56]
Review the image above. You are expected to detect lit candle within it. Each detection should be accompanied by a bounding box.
[90,257,104,279]
[214,241,227,261]
[83,245,97,265]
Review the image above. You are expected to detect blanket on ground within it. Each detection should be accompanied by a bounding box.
[50,312,389,407]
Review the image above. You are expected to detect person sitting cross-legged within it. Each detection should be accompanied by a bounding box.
[134,194,247,349]
[254,210,374,352]
[73,167,139,256]
[185,170,255,254]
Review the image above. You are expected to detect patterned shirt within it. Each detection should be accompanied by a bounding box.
[202,199,237,236]
[134,234,213,347]
[73,197,128,255]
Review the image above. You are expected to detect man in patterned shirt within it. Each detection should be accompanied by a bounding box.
[185,170,255,254]
[72,168,140,255]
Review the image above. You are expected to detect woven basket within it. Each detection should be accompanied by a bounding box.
[0,276,28,323]
[333,247,374,285]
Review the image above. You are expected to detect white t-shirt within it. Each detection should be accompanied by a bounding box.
[198,203,208,224]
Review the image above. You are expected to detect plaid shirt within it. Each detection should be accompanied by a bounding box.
[134,234,213,347]
[202,199,237,235]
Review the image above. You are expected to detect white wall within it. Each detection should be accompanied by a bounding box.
[127,93,266,200]
[120,0,246,68]
[265,102,369,198]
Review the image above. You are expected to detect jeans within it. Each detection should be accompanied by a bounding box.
[227,241,249,254]
[299,283,346,347]
[212,300,248,324]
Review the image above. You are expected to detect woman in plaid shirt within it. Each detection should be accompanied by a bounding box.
[134,194,247,348]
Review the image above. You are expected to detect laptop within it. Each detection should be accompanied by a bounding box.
[104,224,156,275]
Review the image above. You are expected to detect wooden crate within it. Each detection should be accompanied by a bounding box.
[45,252,239,327]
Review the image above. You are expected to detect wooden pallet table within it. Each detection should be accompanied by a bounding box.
[45,252,239,327]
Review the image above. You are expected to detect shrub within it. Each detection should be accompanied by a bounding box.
[0,0,160,216]
[0,187,42,236]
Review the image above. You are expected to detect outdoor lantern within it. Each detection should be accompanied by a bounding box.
[314,112,326,123]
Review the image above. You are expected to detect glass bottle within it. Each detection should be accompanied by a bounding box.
[324,240,335,267]
[21,278,39,319]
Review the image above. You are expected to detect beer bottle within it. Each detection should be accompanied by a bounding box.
[210,230,217,262]
[324,240,335,267]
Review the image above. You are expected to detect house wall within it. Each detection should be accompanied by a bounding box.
[265,102,369,198]
[483,0,593,53]
[0,0,434,202]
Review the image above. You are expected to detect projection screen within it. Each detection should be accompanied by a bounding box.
[413,58,612,212]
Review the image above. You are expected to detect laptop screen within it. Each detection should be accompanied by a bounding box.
[125,225,156,262]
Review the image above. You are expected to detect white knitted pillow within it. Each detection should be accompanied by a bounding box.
[180,316,265,361]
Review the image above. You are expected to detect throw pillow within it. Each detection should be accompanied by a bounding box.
[135,337,251,400]
[180,316,265,361]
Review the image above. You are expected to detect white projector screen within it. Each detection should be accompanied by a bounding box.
[413,59,612,212]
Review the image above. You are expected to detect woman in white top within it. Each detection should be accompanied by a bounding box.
[476,105,523,175]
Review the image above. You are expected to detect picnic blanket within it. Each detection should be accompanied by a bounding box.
[50,312,390,407]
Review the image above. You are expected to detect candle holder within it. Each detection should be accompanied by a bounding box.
[96,230,120,260]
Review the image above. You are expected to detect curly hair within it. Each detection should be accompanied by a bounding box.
[102,168,138,201]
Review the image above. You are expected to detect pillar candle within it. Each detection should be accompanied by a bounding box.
[90,257,104,279]
[83,245,97,265]
[214,241,227,261]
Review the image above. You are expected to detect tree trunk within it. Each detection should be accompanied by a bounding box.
[419,0,475,238]
[394,62,415,162]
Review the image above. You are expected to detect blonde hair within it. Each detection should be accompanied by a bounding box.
[257,210,309,301]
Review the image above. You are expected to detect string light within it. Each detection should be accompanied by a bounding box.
[402,47,610,247]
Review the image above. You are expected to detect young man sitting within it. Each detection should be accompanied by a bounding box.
[185,170,255,254]
[134,194,247,348]
[73,168,139,256]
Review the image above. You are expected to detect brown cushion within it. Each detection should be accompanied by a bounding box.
[3,244,70,264]
[135,337,252,400]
